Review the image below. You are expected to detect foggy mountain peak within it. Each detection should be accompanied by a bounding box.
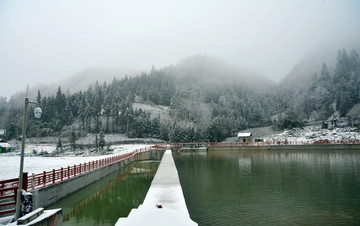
[174,55,275,89]
[282,45,360,88]
[59,67,140,94]
[6,67,140,106]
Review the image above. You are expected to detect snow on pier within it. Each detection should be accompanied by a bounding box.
[116,149,197,226]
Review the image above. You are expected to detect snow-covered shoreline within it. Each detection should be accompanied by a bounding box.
[264,126,360,144]
[2,125,360,181]
[230,125,360,144]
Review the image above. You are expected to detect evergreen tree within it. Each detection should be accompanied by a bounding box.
[338,91,352,116]
[349,48,360,72]
[4,108,22,139]
[63,99,74,126]
[69,130,77,151]
[78,92,86,128]
[95,134,99,151]
[99,130,105,149]
[319,63,332,91]
[159,124,169,141]
[36,90,41,106]
[93,81,103,133]
[56,137,62,152]
[55,86,66,115]
[103,90,113,133]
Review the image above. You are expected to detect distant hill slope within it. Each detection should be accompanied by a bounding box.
[1,48,359,143]
[6,67,139,108]
[132,103,170,122]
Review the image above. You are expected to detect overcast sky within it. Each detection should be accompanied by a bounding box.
[1,0,359,98]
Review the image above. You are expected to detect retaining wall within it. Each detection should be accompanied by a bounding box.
[206,144,360,151]
[32,150,164,209]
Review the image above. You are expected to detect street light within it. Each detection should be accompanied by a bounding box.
[15,97,42,220]
[34,107,42,119]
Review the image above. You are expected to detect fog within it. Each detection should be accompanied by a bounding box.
[0,0,359,98]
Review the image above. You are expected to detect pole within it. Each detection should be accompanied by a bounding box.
[15,97,29,220]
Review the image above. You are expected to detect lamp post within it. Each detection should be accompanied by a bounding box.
[15,97,42,220]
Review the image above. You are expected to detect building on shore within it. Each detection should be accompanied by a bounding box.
[237,132,252,143]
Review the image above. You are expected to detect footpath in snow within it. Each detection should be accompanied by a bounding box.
[116,149,197,226]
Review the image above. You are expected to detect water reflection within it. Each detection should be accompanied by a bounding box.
[48,161,159,226]
[174,150,360,225]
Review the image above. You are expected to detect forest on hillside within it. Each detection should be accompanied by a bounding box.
[0,48,359,142]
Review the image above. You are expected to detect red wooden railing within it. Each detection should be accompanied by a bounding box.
[166,139,360,149]
[206,139,360,147]
[0,172,28,216]
[26,146,155,191]
[0,145,157,217]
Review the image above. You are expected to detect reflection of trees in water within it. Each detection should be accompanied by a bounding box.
[63,168,133,223]
[62,163,157,224]
[175,150,360,225]
[205,150,360,172]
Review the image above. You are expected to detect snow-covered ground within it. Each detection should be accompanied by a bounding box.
[0,144,151,181]
[230,125,360,144]
[264,126,360,143]
[132,102,170,123]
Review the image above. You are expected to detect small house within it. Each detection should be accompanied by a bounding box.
[237,132,252,143]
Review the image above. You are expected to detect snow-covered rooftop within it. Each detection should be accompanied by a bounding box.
[238,132,252,137]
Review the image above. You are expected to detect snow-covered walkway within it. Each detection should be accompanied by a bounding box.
[116,149,197,226]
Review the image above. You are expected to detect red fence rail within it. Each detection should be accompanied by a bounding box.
[206,139,360,147]
[0,145,157,217]
[167,139,360,149]
[27,146,155,191]
[0,173,28,216]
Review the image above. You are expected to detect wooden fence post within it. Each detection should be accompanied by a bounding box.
[61,168,63,181]
[43,171,46,187]
[52,169,55,184]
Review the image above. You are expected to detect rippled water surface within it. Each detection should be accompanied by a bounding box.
[173,149,360,225]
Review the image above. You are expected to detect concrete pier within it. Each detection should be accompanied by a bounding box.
[116,150,197,226]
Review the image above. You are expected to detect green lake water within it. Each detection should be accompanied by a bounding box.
[173,149,360,226]
[47,160,160,226]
